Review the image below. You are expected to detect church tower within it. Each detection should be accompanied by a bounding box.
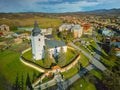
[31,21,45,60]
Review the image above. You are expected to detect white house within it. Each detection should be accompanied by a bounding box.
[71,25,83,38]
[31,21,67,60]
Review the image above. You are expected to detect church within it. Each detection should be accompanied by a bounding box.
[31,21,67,60]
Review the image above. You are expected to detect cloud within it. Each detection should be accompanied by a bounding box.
[35,0,99,12]
[0,0,120,12]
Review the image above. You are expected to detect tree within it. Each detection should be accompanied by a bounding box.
[57,47,66,67]
[44,46,52,67]
[21,73,24,90]
[109,44,117,62]
[26,73,32,90]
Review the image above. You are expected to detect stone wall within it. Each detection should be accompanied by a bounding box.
[20,48,48,72]
[60,54,80,72]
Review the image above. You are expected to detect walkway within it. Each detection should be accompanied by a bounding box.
[69,42,107,71]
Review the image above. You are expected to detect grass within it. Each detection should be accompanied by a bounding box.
[74,39,97,55]
[0,44,41,89]
[100,49,116,67]
[22,48,77,68]
[79,52,89,67]
[70,78,96,90]
[90,70,102,80]
[22,49,46,68]
[0,17,62,28]
[65,48,78,65]
[62,66,78,80]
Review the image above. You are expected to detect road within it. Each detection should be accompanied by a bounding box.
[61,64,94,90]
[93,30,101,61]
[69,42,107,71]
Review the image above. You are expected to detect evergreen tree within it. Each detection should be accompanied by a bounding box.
[109,44,117,61]
[21,73,24,90]
[44,46,52,67]
[57,47,66,67]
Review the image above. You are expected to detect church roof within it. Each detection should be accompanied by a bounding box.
[32,21,42,36]
[45,39,66,48]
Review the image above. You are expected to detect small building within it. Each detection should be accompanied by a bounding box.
[110,41,120,57]
[0,24,10,35]
[45,39,67,57]
[102,29,115,37]
[71,25,83,38]
[13,32,30,40]
[59,24,83,38]
[82,24,93,35]
[59,24,73,32]
[0,24,9,31]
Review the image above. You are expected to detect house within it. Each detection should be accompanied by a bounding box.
[59,24,83,38]
[0,24,9,31]
[18,27,52,35]
[82,24,93,35]
[59,24,73,31]
[71,25,83,38]
[41,28,53,35]
[102,29,115,37]
[0,24,10,35]
[110,40,120,57]
[31,21,67,60]
[13,32,30,40]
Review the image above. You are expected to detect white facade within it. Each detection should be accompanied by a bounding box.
[49,46,67,57]
[31,34,45,60]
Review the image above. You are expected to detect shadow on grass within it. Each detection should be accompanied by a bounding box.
[90,45,109,59]
[12,71,41,90]
[12,73,22,90]
[26,73,33,90]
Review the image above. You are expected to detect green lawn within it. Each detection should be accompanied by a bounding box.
[70,78,96,90]
[62,66,78,80]
[90,70,102,80]
[0,45,41,89]
[65,48,78,65]
[61,48,89,80]
[100,49,116,67]
[22,48,78,68]
[79,52,89,67]
[22,49,46,68]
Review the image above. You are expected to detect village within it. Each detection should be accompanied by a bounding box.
[0,10,120,90]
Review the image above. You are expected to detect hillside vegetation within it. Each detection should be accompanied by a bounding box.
[0,13,62,28]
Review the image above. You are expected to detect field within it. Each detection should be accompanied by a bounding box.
[70,78,96,90]
[0,44,41,90]
[0,16,63,29]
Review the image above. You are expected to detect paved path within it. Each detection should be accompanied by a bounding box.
[61,64,94,90]
[69,42,107,71]
[93,30,101,60]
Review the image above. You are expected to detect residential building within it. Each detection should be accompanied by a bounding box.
[102,29,115,37]
[71,25,83,38]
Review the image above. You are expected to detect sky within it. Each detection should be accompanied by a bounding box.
[0,0,120,13]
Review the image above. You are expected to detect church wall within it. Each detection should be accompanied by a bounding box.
[49,46,67,57]
[31,34,45,60]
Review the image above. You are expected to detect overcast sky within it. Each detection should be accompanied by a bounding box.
[0,0,120,13]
